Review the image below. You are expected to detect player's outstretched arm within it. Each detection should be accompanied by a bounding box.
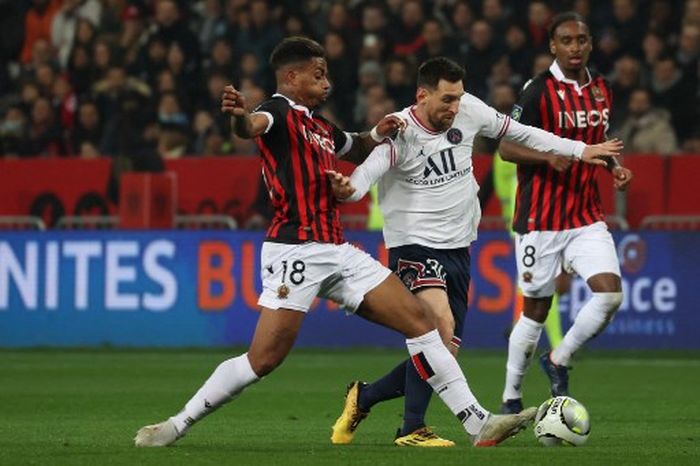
[499,140,574,172]
[221,84,270,138]
[329,142,394,202]
[340,115,406,165]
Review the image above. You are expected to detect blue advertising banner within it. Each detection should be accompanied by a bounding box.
[0,231,698,348]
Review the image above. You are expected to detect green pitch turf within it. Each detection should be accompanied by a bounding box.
[1,349,698,466]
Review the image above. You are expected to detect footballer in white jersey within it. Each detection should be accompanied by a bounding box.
[328,57,622,447]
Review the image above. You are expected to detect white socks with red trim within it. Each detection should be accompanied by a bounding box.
[502,316,544,401]
[170,353,259,435]
[406,329,489,435]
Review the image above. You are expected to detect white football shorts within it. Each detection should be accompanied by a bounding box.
[515,221,621,298]
[257,241,392,313]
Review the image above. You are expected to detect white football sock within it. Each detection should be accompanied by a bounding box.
[551,292,622,366]
[406,329,489,435]
[502,315,543,401]
[171,353,259,434]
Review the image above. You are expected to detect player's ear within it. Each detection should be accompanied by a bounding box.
[416,86,429,103]
[549,40,556,55]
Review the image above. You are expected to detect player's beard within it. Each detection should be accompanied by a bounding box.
[430,113,454,132]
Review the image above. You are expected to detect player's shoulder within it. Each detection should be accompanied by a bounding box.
[520,71,551,96]
[588,68,612,89]
[254,95,289,114]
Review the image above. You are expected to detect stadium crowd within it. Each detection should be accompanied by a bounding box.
[0,0,699,160]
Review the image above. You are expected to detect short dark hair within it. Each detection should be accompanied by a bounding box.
[269,36,326,71]
[548,12,588,39]
[417,57,465,89]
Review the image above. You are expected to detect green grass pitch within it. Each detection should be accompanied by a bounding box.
[1,349,699,465]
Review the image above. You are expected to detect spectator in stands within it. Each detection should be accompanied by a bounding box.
[195,0,227,55]
[0,105,30,157]
[450,1,475,59]
[610,55,642,131]
[51,73,77,130]
[676,23,700,88]
[482,0,509,39]
[354,61,384,128]
[465,20,503,100]
[325,31,357,129]
[504,23,534,81]
[648,0,676,36]
[118,6,147,70]
[593,28,621,75]
[19,81,42,117]
[686,0,700,27]
[21,0,62,65]
[610,0,644,58]
[392,0,426,57]
[416,18,461,64]
[51,0,102,68]
[474,82,517,154]
[70,99,102,156]
[92,38,116,81]
[641,32,667,82]
[206,38,236,77]
[166,42,202,111]
[650,54,697,142]
[326,2,356,50]
[148,0,200,72]
[487,55,522,97]
[26,96,64,156]
[526,1,551,52]
[615,88,678,154]
[230,0,283,70]
[67,45,93,96]
[199,71,229,134]
[384,56,414,109]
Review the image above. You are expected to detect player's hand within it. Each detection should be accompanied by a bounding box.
[547,153,573,172]
[325,170,356,200]
[612,166,633,191]
[580,138,623,166]
[221,85,247,117]
[374,115,407,139]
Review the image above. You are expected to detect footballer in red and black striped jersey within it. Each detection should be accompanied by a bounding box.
[511,61,612,234]
[255,93,352,245]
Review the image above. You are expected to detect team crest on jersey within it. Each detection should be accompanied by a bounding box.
[447,128,463,144]
[591,86,605,102]
[522,271,533,283]
[511,105,523,122]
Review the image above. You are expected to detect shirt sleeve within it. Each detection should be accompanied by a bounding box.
[502,119,586,158]
[465,95,513,140]
[511,78,543,126]
[252,99,283,135]
[345,142,395,202]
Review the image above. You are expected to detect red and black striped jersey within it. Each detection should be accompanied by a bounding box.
[512,61,611,234]
[254,94,352,244]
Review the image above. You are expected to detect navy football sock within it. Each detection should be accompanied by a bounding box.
[400,359,432,436]
[357,360,406,412]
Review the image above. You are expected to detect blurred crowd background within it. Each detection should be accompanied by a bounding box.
[0,0,699,161]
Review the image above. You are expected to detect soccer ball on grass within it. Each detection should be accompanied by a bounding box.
[534,396,590,446]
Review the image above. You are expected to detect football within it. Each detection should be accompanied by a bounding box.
[534,396,591,446]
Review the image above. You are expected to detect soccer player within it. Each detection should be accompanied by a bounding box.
[134,37,537,448]
[498,12,634,414]
[328,57,622,447]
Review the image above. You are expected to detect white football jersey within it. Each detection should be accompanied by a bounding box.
[347,93,586,249]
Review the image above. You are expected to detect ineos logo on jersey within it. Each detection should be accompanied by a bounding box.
[301,127,334,153]
[558,109,609,129]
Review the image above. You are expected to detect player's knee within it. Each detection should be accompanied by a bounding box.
[249,352,285,377]
[595,292,623,319]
